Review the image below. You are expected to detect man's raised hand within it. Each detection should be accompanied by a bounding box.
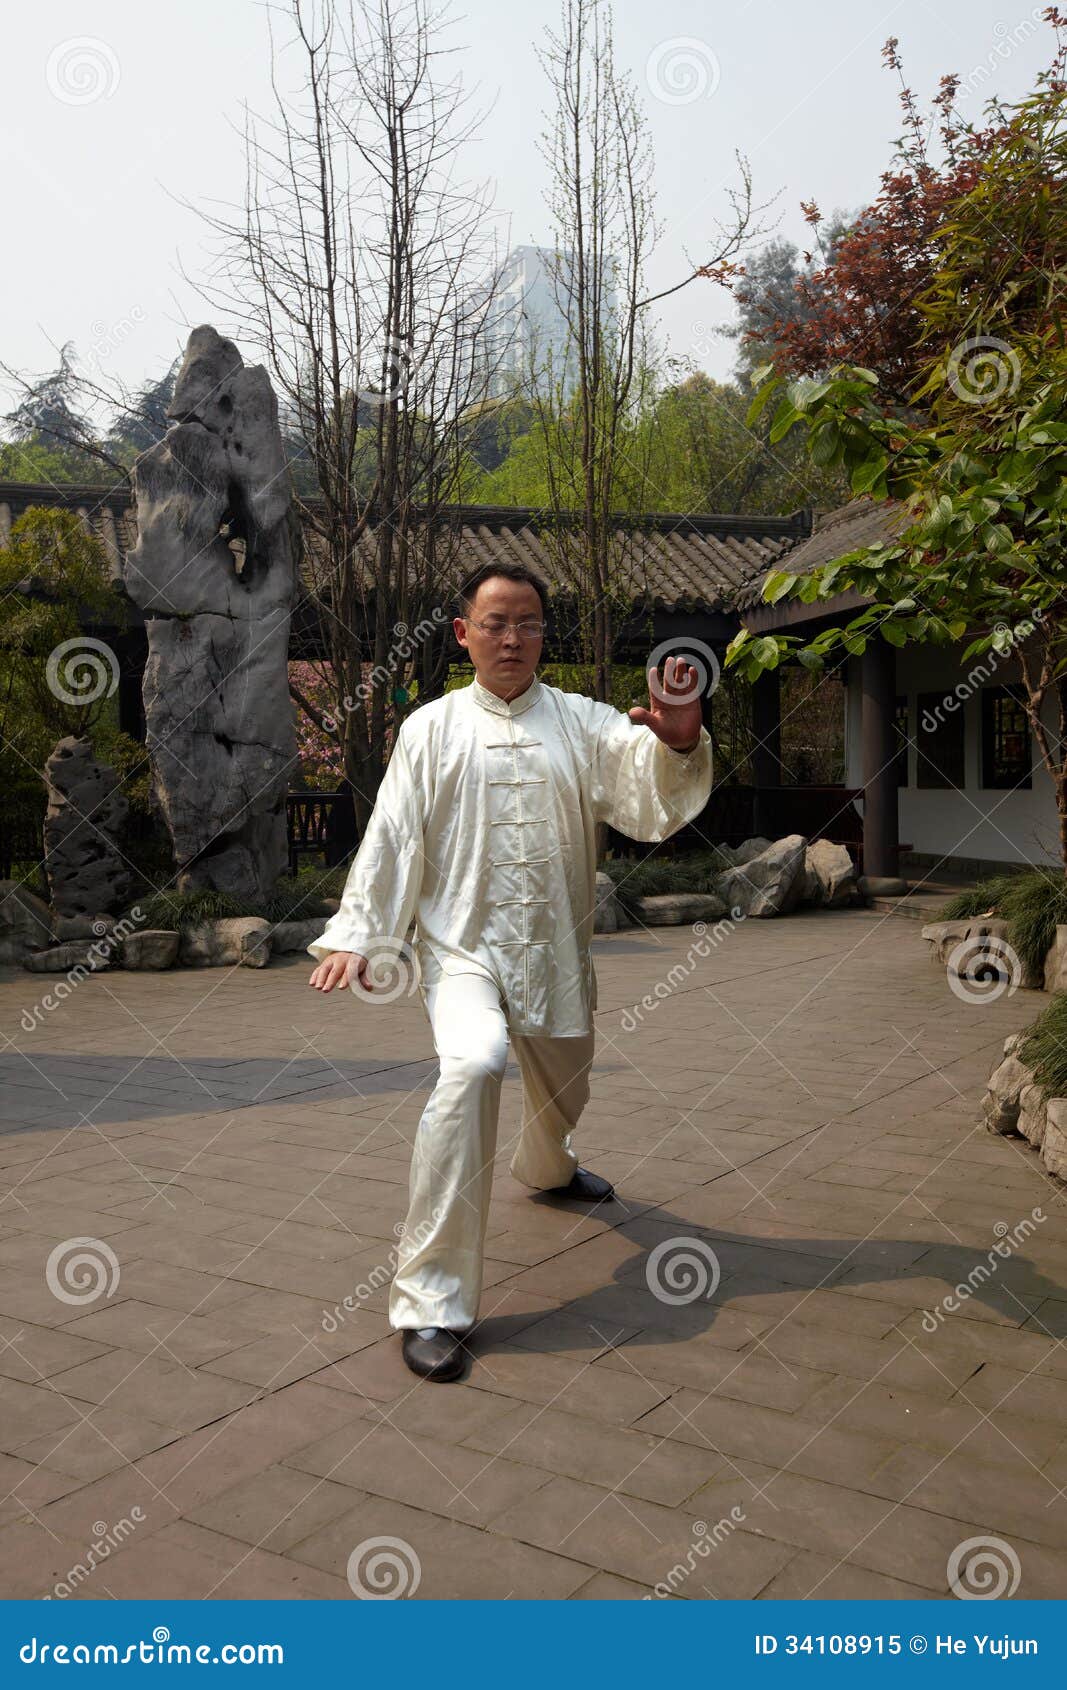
[628,654,703,754]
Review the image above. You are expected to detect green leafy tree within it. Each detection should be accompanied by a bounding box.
[728,61,1067,864]
[0,509,143,820]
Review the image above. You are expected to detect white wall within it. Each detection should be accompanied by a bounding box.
[844,644,1061,868]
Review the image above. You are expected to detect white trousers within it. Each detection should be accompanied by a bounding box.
[388,967,597,1331]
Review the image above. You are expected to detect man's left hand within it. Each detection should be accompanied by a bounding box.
[628,654,704,754]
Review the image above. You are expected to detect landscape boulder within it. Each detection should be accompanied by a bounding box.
[801,839,856,908]
[178,918,272,968]
[121,931,181,970]
[0,882,54,964]
[980,1032,1034,1135]
[632,892,728,927]
[714,834,807,919]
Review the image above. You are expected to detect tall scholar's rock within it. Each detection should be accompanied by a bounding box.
[42,737,130,919]
[124,325,297,900]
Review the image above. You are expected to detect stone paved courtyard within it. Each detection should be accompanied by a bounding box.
[2,907,1066,1600]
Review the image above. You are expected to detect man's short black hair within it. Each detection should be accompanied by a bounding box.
[455,561,550,621]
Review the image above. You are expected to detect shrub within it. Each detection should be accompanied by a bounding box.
[937,868,1067,983]
[124,866,339,933]
[1020,993,1067,1098]
[599,847,730,923]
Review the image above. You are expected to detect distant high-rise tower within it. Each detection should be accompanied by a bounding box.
[481,245,577,400]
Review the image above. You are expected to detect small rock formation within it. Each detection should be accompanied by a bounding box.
[715,838,772,869]
[633,893,727,926]
[980,1032,1033,1135]
[121,930,180,970]
[178,916,272,968]
[593,871,619,934]
[42,738,130,919]
[0,882,54,963]
[1044,925,1067,992]
[1042,1100,1067,1179]
[269,917,334,954]
[857,875,908,898]
[802,839,856,908]
[979,1031,1067,1180]
[715,833,808,918]
[23,940,112,974]
[921,916,1042,989]
[124,325,298,902]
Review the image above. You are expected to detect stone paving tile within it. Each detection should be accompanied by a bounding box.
[284,1419,554,1526]
[2,913,1065,1598]
[45,1348,260,1431]
[287,1493,591,1598]
[488,1474,796,1597]
[183,1464,365,1555]
[12,1403,182,1483]
[462,1403,728,1506]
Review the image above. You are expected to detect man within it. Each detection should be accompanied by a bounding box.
[307,562,713,1381]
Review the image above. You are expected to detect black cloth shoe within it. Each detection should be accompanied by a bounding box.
[547,1166,615,1202]
[401,1327,467,1382]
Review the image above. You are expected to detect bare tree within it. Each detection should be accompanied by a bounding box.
[191,0,507,828]
[531,0,771,707]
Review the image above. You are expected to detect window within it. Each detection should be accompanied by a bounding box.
[916,691,965,790]
[982,686,1031,790]
[894,696,909,787]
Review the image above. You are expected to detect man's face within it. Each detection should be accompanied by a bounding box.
[454,577,545,699]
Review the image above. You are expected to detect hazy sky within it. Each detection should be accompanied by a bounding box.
[0,0,1054,418]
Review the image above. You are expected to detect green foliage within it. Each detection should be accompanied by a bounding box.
[729,77,1067,688]
[126,864,341,932]
[467,371,848,516]
[935,875,1023,921]
[728,75,1067,862]
[937,868,1067,980]
[1020,993,1067,1099]
[0,509,133,815]
[599,847,730,922]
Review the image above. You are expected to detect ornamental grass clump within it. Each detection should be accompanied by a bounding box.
[937,868,1067,983]
[1020,993,1067,1098]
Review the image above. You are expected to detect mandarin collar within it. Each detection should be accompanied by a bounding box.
[468,673,543,717]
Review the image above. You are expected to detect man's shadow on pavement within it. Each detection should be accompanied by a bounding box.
[466,1200,1063,1360]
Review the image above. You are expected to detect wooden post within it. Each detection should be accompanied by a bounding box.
[860,641,899,880]
[751,668,782,837]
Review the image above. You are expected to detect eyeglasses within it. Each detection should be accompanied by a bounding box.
[465,617,545,639]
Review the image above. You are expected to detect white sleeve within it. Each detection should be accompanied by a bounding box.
[586,703,713,842]
[306,723,427,964]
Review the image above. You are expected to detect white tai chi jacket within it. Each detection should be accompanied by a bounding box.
[306,673,713,1036]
